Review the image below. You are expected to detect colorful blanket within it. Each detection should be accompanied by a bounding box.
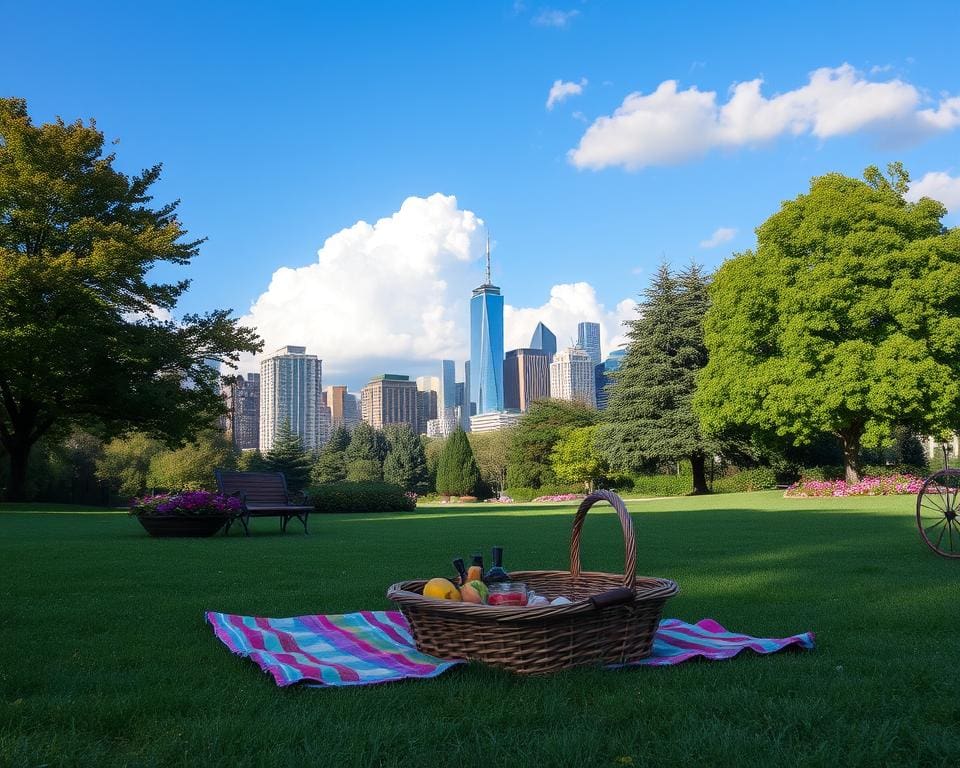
[206,610,815,687]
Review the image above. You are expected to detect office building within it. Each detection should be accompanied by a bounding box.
[454,380,471,431]
[469,409,521,433]
[577,321,602,366]
[427,406,462,438]
[503,348,550,411]
[529,321,557,360]
[595,348,626,411]
[439,360,457,410]
[259,346,322,451]
[550,347,596,408]
[324,385,360,431]
[360,374,419,430]
[470,235,505,414]
[222,372,260,450]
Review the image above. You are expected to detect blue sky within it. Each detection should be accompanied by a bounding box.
[6,1,960,388]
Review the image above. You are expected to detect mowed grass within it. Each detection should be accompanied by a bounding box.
[2,492,958,768]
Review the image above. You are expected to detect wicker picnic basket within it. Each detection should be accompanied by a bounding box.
[386,490,679,674]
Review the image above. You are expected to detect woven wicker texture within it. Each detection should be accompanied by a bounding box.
[387,490,679,674]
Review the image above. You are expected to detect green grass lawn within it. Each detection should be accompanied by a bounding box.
[2,492,958,767]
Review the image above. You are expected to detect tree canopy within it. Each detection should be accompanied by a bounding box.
[551,425,608,492]
[0,98,260,499]
[695,164,960,482]
[382,423,429,493]
[598,261,715,493]
[262,421,312,492]
[506,399,598,489]
[435,427,480,497]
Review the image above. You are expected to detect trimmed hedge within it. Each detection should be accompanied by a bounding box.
[626,475,692,497]
[713,467,778,493]
[505,485,582,502]
[800,463,928,481]
[308,482,415,513]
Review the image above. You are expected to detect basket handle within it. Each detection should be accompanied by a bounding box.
[570,490,636,590]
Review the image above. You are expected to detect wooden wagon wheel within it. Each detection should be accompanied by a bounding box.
[916,468,960,559]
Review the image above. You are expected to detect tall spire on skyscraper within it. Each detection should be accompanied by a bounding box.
[485,230,491,285]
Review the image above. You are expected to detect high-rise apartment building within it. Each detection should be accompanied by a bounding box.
[427,407,462,438]
[503,348,550,411]
[529,321,557,360]
[577,322,602,366]
[549,347,596,408]
[439,360,457,410]
[595,348,626,410]
[360,374,419,430]
[222,372,260,450]
[259,346,322,451]
[470,236,504,414]
[324,385,360,431]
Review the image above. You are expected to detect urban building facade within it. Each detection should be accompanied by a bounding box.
[259,346,323,451]
[503,348,550,412]
[439,359,457,410]
[549,346,596,408]
[360,374,419,430]
[577,321,602,366]
[324,385,360,431]
[469,409,521,433]
[427,406,462,438]
[529,321,557,360]
[470,237,504,414]
[222,372,260,450]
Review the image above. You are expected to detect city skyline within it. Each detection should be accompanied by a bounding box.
[13,5,958,392]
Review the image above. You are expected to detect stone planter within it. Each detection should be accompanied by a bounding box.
[136,514,231,538]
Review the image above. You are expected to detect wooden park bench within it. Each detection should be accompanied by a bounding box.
[214,470,312,535]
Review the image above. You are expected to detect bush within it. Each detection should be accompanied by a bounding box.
[713,467,778,493]
[799,465,845,481]
[308,482,416,513]
[627,475,692,497]
[503,484,581,502]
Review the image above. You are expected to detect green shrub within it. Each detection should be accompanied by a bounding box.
[308,482,415,513]
[860,463,928,478]
[627,475,692,497]
[799,465,845,481]
[713,467,778,493]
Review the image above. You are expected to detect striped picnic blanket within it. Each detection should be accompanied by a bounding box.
[206,611,814,687]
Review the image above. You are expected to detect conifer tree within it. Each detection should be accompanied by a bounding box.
[435,427,480,497]
[310,425,351,484]
[598,261,715,494]
[263,420,313,491]
[344,422,387,482]
[382,424,429,492]
[327,426,351,453]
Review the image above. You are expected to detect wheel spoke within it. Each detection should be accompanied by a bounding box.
[936,520,948,551]
[949,518,957,553]
[920,499,947,518]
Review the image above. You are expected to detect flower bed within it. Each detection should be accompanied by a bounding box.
[532,493,587,503]
[784,475,924,498]
[130,490,242,516]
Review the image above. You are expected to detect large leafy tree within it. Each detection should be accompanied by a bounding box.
[0,98,260,500]
[695,164,960,483]
[598,262,715,494]
[146,429,237,492]
[382,424,429,493]
[505,399,598,489]
[551,425,609,492]
[467,428,513,497]
[95,432,165,499]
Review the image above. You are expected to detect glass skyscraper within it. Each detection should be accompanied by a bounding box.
[529,321,557,359]
[470,237,504,414]
[577,321,602,366]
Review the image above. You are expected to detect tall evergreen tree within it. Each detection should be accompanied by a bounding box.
[327,425,351,453]
[598,261,715,494]
[310,425,351,484]
[382,424,429,492]
[344,422,387,482]
[263,420,312,491]
[435,427,480,497]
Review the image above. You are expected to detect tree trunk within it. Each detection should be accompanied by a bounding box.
[690,451,710,495]
[5,441,31,502]
[839,429,863,484]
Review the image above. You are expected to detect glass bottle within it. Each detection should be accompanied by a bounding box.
[452,558,469,586]
[466,553,484,583]
[485,546,509,583]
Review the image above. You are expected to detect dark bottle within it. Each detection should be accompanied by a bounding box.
[452,558,469,586]
[466,553,484,583]
[485,546,509,583]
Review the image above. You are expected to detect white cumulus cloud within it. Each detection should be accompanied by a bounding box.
[236,195,636,388]
[546,78,588,110]
[504,283,635,360]
[569,64,960,171]
[533,8,580,27]
[699,227,737,249]
[906,171,960,213]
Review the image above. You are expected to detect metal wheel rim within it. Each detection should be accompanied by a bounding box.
[916,469,960,559]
